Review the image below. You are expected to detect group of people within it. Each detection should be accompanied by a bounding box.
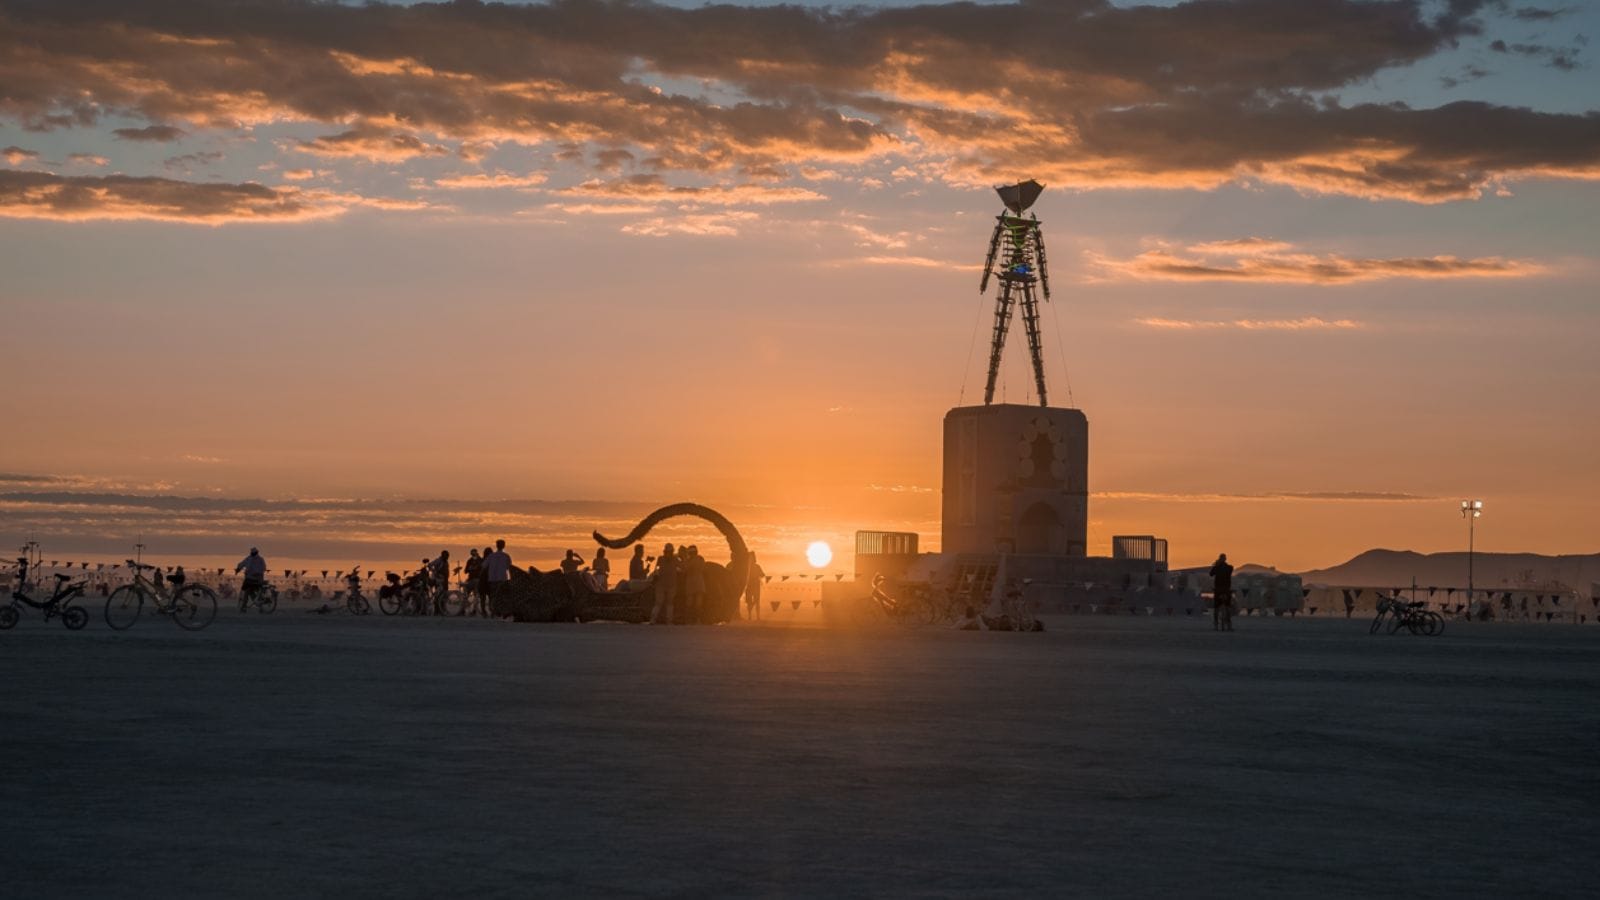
[420,540,515,616]
[231,543,517,616]
[229,541,769,624]
[553,542,768,624]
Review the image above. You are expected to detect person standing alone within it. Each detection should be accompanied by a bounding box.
[745,552,764,621]
[1209,553,1234,632]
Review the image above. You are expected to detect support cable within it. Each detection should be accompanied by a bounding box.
[957,287,988,406]
[1048,281,1075,408]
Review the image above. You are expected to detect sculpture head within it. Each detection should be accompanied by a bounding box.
[995,179,1044,214]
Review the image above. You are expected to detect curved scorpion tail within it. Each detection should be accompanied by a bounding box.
[594,502,751,608]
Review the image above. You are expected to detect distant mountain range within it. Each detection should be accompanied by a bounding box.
[1297,549,1600,592]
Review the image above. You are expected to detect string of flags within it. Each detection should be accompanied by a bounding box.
[6,558,859,586]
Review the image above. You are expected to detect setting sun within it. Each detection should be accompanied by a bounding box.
[805,541,833,569]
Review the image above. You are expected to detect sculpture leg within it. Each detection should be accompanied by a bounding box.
[982,284,1017,405]
[1020,285,1048,407]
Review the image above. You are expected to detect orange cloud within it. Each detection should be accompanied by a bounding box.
[1095,490,1435,503]
[0,170,345,224]
[838,255,978,272]
[429,171,548,190]
[561,176,824,206]
[543,202,659,216]
[1095,239,1544,285]
[1136,317,1366,331]
[621,211,758,237]
[3,145,39,164]
[296,122,449,162]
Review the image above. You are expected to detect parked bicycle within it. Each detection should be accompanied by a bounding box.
[380,569,432,616]
[2,557,90,630]
[339,569,371,615]
[862,576,950,626]
[454,578,488,617]
[104,560,217,630]
[438,580,468,616]
[1370,595,1444,636]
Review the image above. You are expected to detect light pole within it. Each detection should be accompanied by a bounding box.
[1461,500,1482,613]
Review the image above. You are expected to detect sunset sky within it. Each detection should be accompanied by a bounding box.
[3,0,1598,574]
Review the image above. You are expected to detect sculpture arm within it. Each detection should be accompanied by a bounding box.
[1033,223,1051,301]
[979,218,1004,294]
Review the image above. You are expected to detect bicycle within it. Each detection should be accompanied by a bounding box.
[380,570,431,616]
[455,579,490,618]
[859,576,945,626]
[437,580,469,616]
[341,570,371,615]
[1370,595,1444,636]
[2,558,90,630]
[238,581,279,614]
[104,560,218,631]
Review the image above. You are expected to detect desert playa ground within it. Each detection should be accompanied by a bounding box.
[3,611,1595,897]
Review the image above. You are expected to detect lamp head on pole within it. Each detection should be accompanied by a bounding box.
[1461,499,1483,518]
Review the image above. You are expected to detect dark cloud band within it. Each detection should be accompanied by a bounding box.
[1,0,1595,202]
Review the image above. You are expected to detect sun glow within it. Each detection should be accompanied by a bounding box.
[805,541,833,569]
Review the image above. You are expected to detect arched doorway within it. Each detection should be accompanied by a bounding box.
[1016,502,1066,555]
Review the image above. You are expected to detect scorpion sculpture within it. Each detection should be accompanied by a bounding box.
[490,502,751,624]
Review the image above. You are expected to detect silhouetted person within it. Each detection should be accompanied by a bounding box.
[236,547,267,602]
[629,544,649,582]
[431,550,451,613]
[1209,553,1234,632]
[484,540,512,615]
[745,552,764,621]
[560,550,584,576]
[169,565,186,591]
[477,546,494,615]
[592,547,611,590]
[651,543,679,624]
[870,572,897,615]
[1343,589,1355,618]
[682,546,706,622]
[464,548,484,611]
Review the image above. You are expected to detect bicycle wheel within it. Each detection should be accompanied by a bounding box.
[171,585,218,631]
[1369,611,1386,634]
[0,604,17,630]
[440,590,466,616]
[259,587,278,614]
[62,606,89,630]
[105,585,146,630]
[348,593,370,615]
[379,592,400,615]
[1422,611,1444,636]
